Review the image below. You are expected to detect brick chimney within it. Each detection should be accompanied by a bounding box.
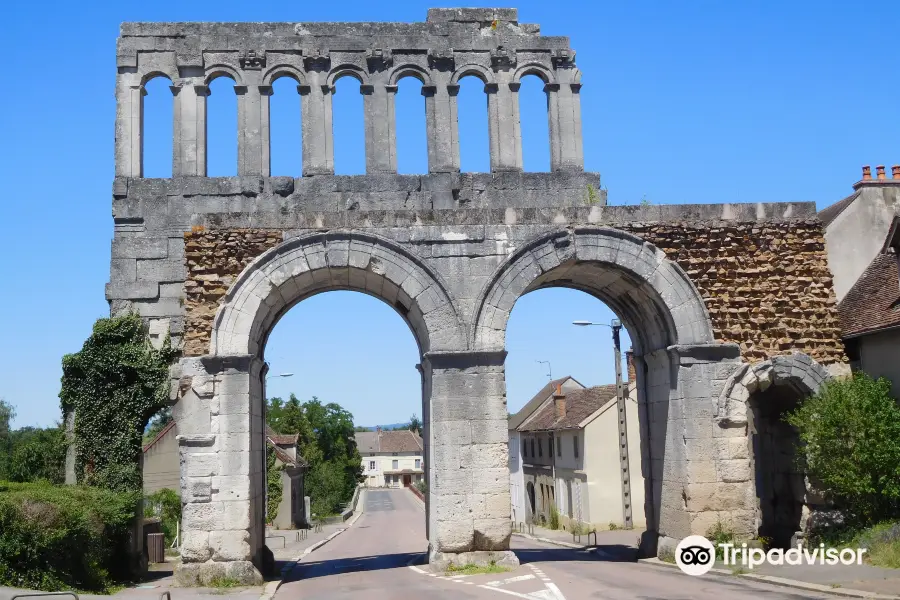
[626,350,636,383]
[553,384,566,420]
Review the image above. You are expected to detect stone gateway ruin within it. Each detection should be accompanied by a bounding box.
[108,8,848,583]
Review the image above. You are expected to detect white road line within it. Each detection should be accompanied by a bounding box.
[476,585,535,599]
[484,574,536,586]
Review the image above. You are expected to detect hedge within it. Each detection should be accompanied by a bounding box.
[0,481,140,592]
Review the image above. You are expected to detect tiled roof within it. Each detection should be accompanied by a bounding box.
[508,376,581,431]
[818,191,860,227]
[354,429,423,453]
[269,442,307,468]
[518,385,618,432]
[265,425,299,446]
[142,419,176,452]
[838,253,900,338]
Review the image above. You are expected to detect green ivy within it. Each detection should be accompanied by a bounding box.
[266,445,283,523]
[60,314,177,493]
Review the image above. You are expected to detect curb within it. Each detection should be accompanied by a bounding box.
[638,557,900,600]
[512,531,588,551]
[259,489,366,600]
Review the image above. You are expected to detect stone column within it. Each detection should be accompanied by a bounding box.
[485,78,523,172]
[299,74,335,176]
[423,350,518,570]
[174,355,266,586]
[236,84,271,176]
[115,72,144,177]
[646,343,745,559]
[362,83,397,173]
[423,82,460,173]
[172,79,208,176]
[546,75,584,172]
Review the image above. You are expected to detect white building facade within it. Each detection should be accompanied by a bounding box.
[356,429,424,488]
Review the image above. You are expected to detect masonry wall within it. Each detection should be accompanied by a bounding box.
[175,217,845,365]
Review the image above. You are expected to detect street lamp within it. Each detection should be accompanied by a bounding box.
[266,372,294,381]
[572,318,633,530]
[535,360,552,381]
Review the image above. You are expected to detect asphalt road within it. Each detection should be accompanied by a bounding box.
[275,488,841,600]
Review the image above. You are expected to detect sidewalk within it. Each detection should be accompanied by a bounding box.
[513,523,644,560]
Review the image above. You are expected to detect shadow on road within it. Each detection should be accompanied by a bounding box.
[514,544,638,565]
[283,552,427,582]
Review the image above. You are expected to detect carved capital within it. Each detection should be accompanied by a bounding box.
[420,85,437,97]
[483,82,499,94]
[359,84,375,95]
[428,49,456,71]
[303,48,331,71]
[570,83,582,93]
[194,84,210,97]
[366,48,393,71]
[551,49,576,68]
[239,50,266,70]
[258,85,273,96]
[543,83,561,93]
[297,84,311,96]
[385,84,399,94]
[508,82,521,92]
[490,46,516,69]
[233,85,248,96]
[447,84,460,97]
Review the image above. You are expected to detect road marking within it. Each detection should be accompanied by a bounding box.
[484,574,536,586]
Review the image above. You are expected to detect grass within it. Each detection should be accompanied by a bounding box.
[445,561,510,576]
[855,522,900,569]
[207,577,243,589]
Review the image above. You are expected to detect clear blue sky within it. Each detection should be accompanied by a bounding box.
[1,1,897,428]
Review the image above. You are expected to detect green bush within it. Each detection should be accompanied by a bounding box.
[414,479,427,495]
[0,481,140,592]
[786,373,900,525]
[144,488,181,546]
[549,504,560,530]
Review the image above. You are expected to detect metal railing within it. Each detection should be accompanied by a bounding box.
[12,593,79,600]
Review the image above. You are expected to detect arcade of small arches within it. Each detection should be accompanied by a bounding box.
[121,56,581,179]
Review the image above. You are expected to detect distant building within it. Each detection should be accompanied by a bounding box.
[508,356,645,531]
[142,423,308,528]
[355,428,424,488]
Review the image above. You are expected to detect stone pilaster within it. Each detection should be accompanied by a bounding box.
[172,79,208,176]
[547,72,583,172]
[362,84,397,173]
[485,77,523,172]
[174,355,266,586]
[115,73,144,177]
[423,81,460,173]
[422,350,518,570]
[236,84,271,176]
[299,74,334,176]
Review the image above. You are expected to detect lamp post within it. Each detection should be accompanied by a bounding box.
[573,319,633,530]
[536,360,552,381]
[266,372,294,381]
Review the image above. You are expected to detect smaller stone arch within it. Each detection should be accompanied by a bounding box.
[715,353,831,428]
[512,62,556,85]
[262,64,308,87]
[140,71,176,87]
[388,64,433,86]
[204,64,243,85]
[450,63,495,85]
[326,64,369,88]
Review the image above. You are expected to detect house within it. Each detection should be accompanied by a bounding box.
[820,166,900,396]
[508,355,645,531]
[836,215,900,398]
[508,376,585,525]
[141,423,308,528]
[355,428,424,488]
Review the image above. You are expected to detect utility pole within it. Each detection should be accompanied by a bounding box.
[573,319,633,530]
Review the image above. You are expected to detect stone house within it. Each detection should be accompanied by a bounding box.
[508,376,584,525]
[142,423,308,529]
[821,166,900,397]
[355,428,424,488]
[510,363,644,531]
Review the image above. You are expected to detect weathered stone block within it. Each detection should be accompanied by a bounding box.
[210,530,251,561]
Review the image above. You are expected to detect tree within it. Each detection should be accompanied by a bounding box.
[786,372,900,525]
[0,399,14,439]
[143,407,172,445]
[5,425,67,484]
[408,413,421,434]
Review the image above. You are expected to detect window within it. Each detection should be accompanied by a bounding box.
[573,434,579,458]
[549,435,554,457]
[557,436,561,457]
[530,439,535,457]
[392,459,399,470]
[369,461,376,471]
[415,459,421,469]
[538,438,543,457]
[522,438,527,457]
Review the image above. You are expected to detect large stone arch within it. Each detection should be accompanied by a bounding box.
[210,230,465,356]
[472,227,734,558]
[473,227,714,353]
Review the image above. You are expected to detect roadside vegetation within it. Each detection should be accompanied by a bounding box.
[446,561,510,576]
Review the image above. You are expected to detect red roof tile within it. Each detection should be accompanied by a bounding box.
[518,385,618,432]
[838,253,900,338]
